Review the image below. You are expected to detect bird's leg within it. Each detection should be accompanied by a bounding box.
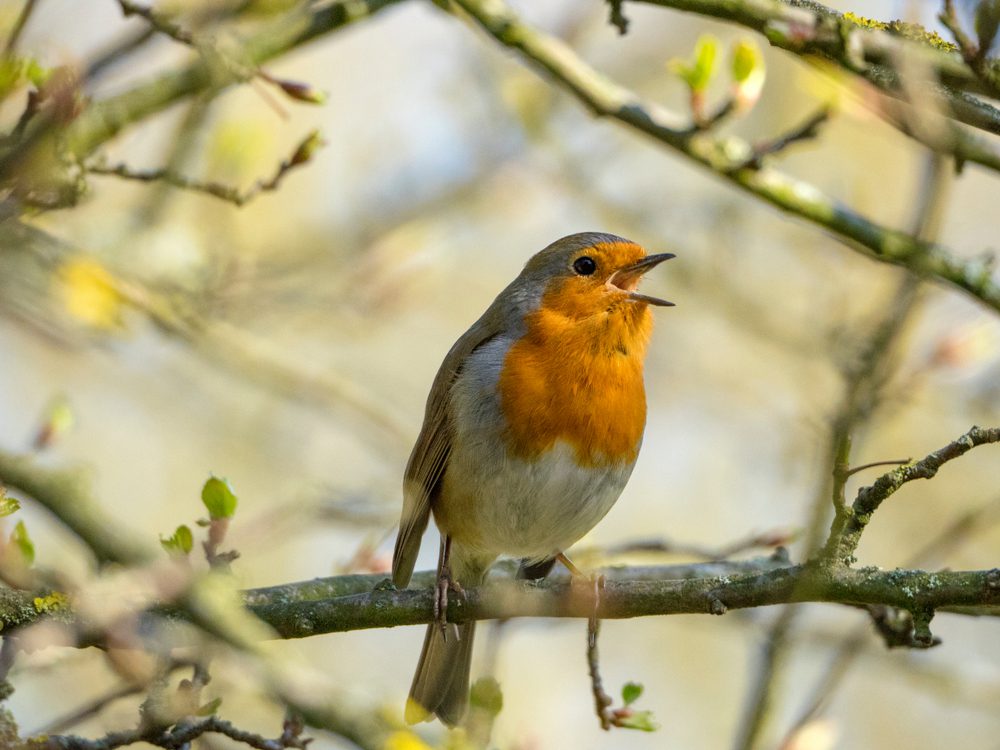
[434,535,464,640]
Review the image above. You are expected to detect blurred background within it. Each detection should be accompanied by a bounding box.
[0,0,999,748]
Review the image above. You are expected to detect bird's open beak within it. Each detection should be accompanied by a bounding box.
[607,253,676,307]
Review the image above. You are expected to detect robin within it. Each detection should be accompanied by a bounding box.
[392,232,674,726]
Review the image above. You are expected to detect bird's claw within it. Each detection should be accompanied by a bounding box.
[434,566,465,641]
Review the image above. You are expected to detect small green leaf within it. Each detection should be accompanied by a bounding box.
[196,697,223,716]
[469,677,503,717]
[201,476,238,520]
[618,710,658,731]
[160,525,194,555]
[730,38,766,111]
[669,34,719,93]
[621,681,643,706]
[0,493,20,518]
[11,521,34,566]
[731,39,763,84]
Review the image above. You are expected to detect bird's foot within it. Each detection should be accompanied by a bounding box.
[433,565,465,640]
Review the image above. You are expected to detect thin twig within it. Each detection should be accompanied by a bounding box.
[116,0,196,46]
[939,0,1000,92]
[828,426,1000,564]
[844,458,912,477]
[588,528,796,562]
[86,131,323,207]
[32,714,307,750]
[34,684,145,735]
[586,615,612,730]
[735,107,831,170]
[2,0,38,57]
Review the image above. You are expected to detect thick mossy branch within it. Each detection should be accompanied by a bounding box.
[632,0,1000,104]
[0,557,997,637]
[245,564,1000,639]
[448,0,1000,315]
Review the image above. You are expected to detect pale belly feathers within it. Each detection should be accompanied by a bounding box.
[435,336,637,562]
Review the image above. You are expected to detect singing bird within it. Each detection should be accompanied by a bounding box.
[392,232,674,725]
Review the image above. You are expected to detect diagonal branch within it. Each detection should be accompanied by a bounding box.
[630,0,1000,128]
[58,0,406,159]
[826,425,1000,564]
[447,0,1000,316]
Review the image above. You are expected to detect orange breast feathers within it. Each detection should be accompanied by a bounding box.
[498,278,653,467]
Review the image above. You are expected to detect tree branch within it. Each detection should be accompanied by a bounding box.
[446,0,1000,316]
[826,425,1000,564]
[60,0,402,160]
[631,0,1000,128]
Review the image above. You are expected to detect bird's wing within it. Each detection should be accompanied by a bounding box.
[391,312,504,588]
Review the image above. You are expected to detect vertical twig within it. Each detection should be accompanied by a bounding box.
[2,0,39,57]
[732,152,952,750]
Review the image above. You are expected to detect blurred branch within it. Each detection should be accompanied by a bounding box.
[63,0,403,159]
[782,493,1000,743]
[0,452,154,567]
[446,0,1000,316]
[940,0,1000,93]
[0,450,394,750]
[116,0,196,47]
[32,715,309,750]
[87,130,325,207]
[0,220,411,450]
[2,0,39,57]
[630,0,1000,132]
[735,153,947,750]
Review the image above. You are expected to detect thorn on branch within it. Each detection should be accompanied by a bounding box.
[606,0,629,35]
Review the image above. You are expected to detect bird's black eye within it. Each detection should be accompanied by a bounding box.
[573,256,597,276]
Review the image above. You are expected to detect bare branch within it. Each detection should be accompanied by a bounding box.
[87,131,325,207]
[826,425,1000,564]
